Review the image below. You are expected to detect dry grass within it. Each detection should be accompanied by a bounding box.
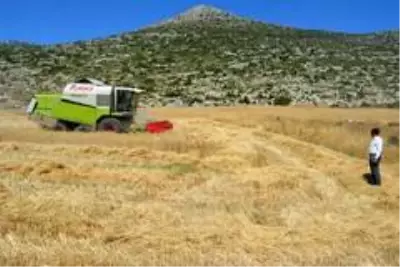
[0,106,398,266]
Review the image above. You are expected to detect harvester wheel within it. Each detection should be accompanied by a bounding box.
[97,118,122,133]
[53,121,68,131]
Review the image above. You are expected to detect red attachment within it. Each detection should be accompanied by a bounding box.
[145,120,173,134]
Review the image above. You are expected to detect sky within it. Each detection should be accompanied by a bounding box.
[0,0,399,44]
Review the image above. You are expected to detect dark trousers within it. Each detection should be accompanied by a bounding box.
[369,153,381,186]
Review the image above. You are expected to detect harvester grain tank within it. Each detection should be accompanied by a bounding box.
[26,78,173,133]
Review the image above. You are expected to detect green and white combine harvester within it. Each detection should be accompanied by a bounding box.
[26,78,173,133]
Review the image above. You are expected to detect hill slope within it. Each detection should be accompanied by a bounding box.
[0,5,398,108]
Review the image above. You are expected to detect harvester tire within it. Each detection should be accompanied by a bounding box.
[53,121,68,131]
[97,118,122,133]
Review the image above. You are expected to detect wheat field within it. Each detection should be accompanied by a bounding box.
[0,106,398,266]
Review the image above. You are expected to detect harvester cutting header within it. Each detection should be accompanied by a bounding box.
[26,78,173,133]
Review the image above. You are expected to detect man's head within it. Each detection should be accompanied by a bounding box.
[371,127,380,137]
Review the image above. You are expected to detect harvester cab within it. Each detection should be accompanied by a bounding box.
[26,78,173,133]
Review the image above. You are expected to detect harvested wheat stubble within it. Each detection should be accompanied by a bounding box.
[0,107,398,266]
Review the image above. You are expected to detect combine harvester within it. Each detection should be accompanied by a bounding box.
[26,78,173,133]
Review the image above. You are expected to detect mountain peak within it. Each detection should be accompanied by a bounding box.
[160,4,242,25]
[182,4,228,15]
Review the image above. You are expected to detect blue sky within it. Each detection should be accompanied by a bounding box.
[1,0,398,44]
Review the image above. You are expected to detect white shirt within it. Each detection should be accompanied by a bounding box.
[369,136,383,159]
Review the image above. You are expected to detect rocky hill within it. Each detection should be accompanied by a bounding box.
[0,5,399,108]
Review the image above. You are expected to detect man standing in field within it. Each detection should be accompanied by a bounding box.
[368,128,383,186]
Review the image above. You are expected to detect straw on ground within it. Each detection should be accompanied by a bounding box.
[0,106,398,266]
